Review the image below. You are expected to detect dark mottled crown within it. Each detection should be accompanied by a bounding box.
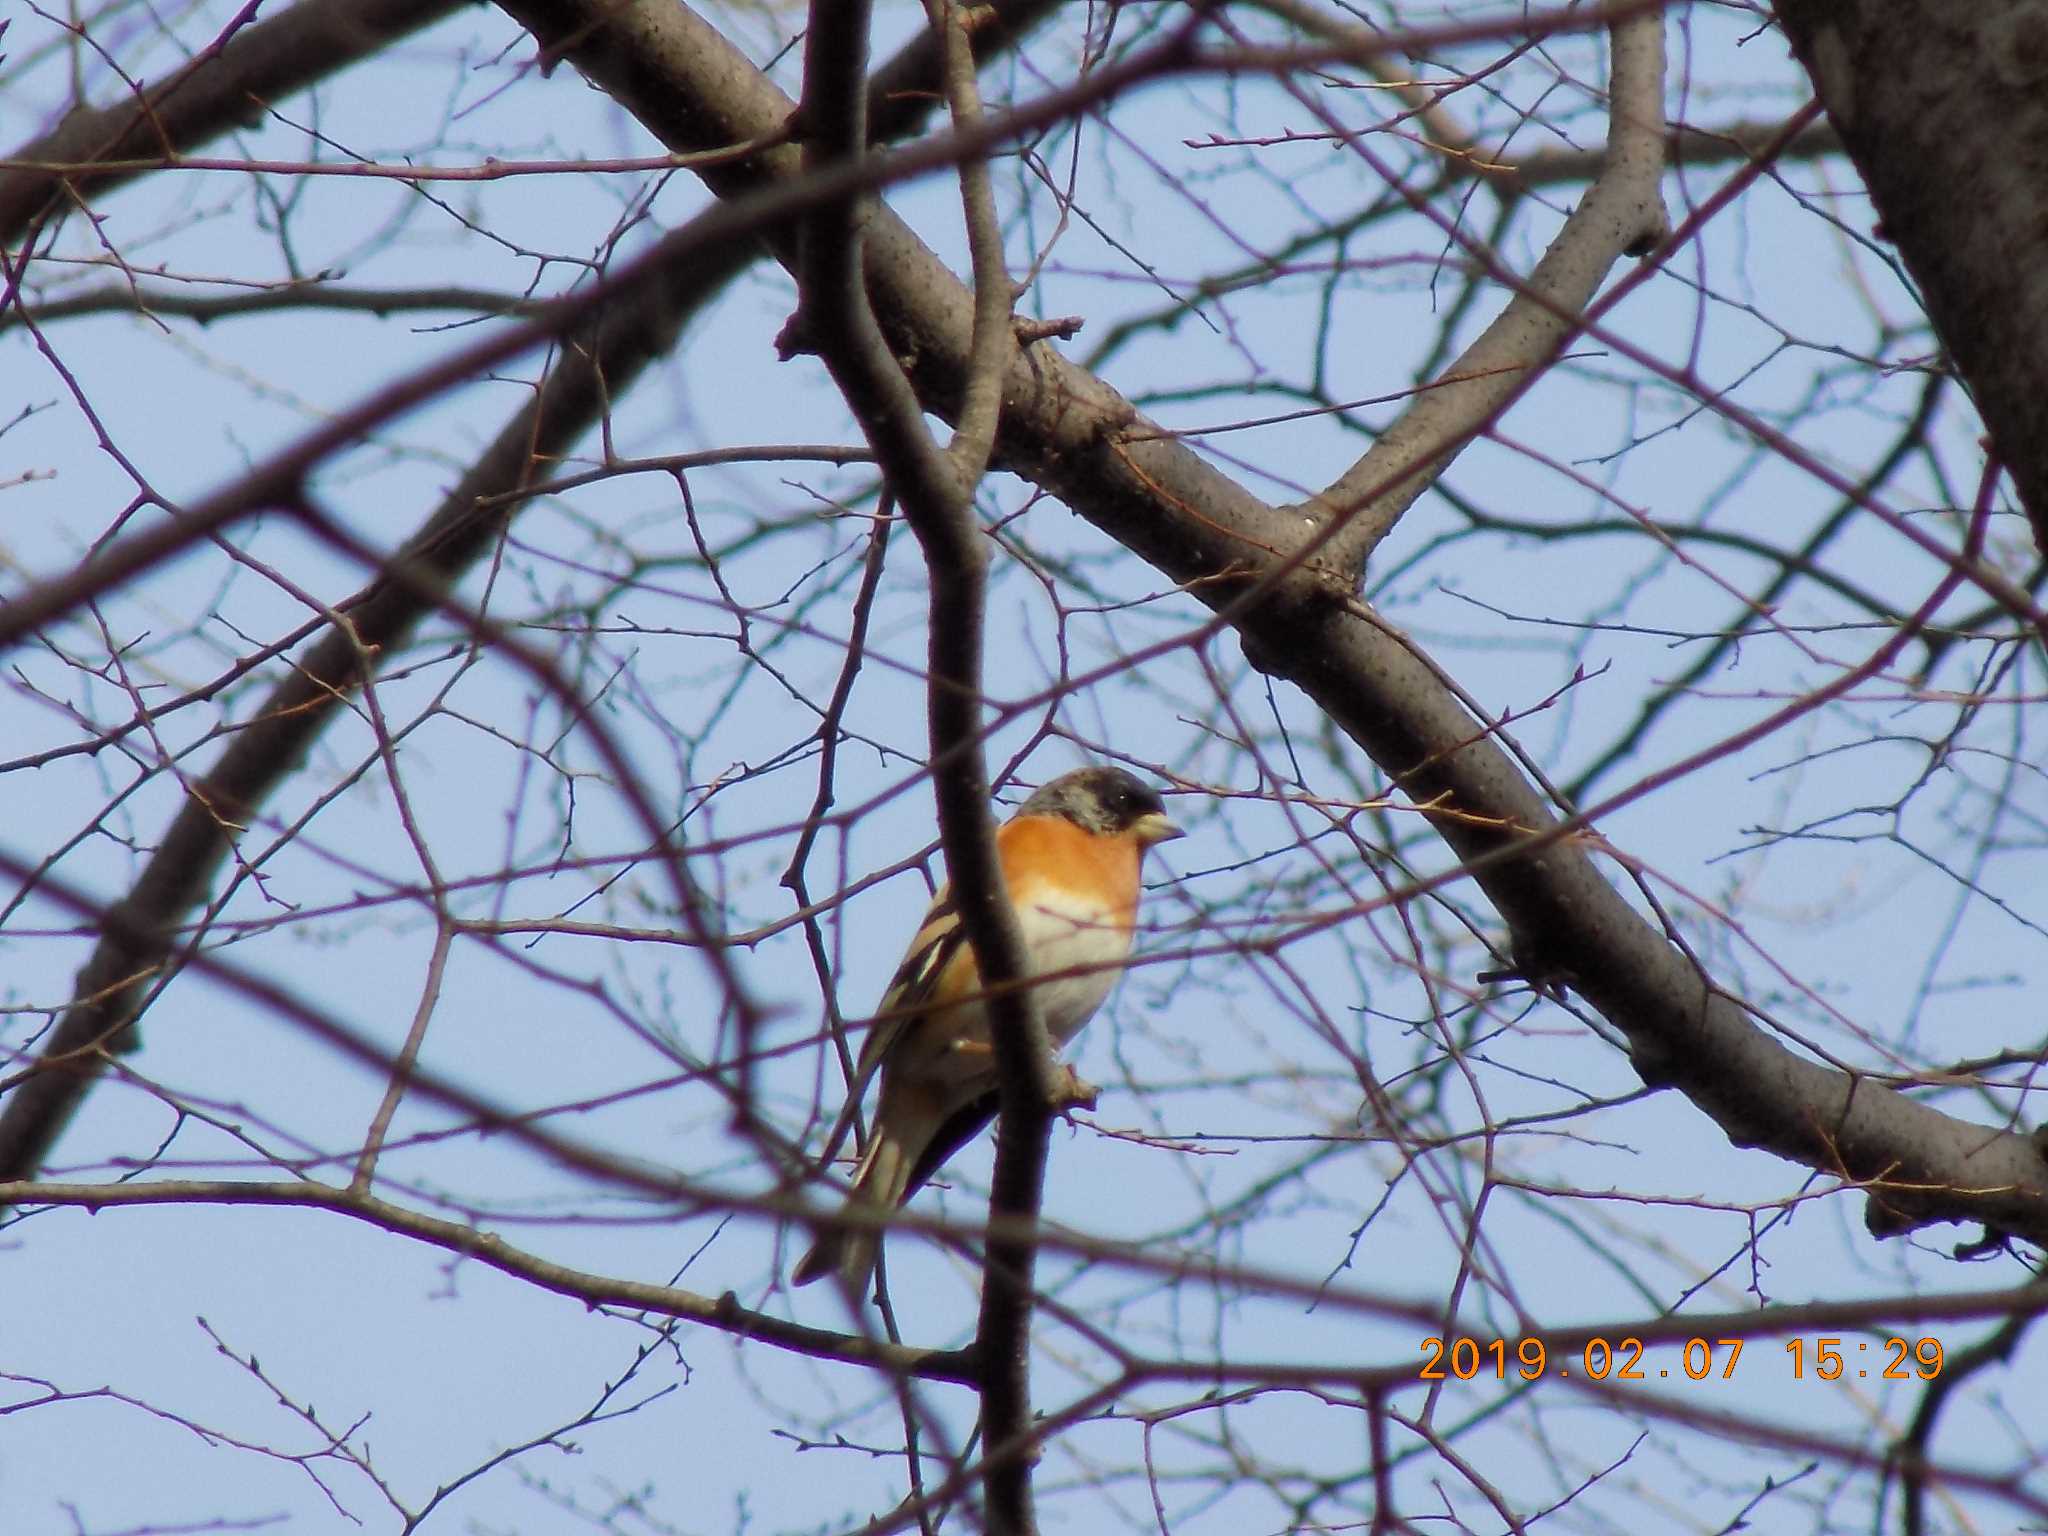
[1017,766,1172,836]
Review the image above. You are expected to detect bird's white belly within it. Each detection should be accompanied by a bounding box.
[1014,884,1131,1045]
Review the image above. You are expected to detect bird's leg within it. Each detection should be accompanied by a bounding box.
[1052,1061,1100,1117]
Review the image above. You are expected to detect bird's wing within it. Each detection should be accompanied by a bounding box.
[859,882,966,1071]
[814,881,969,1167]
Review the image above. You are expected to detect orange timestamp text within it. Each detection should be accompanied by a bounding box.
[1419,1334,1945,1383]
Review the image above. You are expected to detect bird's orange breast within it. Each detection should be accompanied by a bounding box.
[996,813,1141,926]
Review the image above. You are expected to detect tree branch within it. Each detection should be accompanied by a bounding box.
[1773,0,2048,557]
[795,2,1045,1527]
[4,1179,976,1381]
[488,0,2048,1247]
[1301,5,1672,571]
[0,0,463,245]
[0,0,1070,1202]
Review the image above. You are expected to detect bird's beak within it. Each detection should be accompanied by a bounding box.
[1134,810,1184,847]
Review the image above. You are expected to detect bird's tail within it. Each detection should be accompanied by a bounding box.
[791,1124,917,1292]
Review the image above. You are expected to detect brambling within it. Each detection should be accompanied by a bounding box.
[792,765,1183,1292]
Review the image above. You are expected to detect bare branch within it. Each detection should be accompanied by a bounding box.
[1301,6,1672,570]
[490,0,2048,1247]
[0,0,463,244]
[1776,0,2048,554]
[794,0,1048,1525]
[0,0,1068,1200]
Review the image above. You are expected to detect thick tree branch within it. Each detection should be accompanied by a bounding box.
[492,0,2048,1247]
[1773,0,2048,557]
[0,240,737,1193]
[0,0,463,245]
[0,0,1070,1197]
[1080,112,1840,378]
[1301,6,1672,571]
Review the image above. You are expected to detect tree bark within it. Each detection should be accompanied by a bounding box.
[487,0,2048,1244]
[1775,0,2048,556]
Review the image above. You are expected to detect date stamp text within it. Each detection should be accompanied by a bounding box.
[1419,1335,1945,1383]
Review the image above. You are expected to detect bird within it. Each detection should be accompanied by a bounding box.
[792,765,1183,1293]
